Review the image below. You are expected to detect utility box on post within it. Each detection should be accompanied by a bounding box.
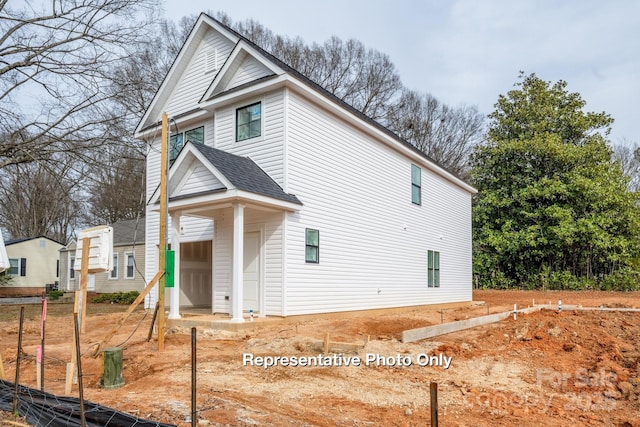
[75,225,114,273]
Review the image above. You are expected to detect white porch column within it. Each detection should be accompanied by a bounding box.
[231,203,245,322]
[168,212,181,319]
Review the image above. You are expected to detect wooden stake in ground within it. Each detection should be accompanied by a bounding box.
[92,271,164,357]
[0,352,5,380]
[67,238,90,394]
[13,306,25,414]
[79,238,90,333]
[158,111,169,352]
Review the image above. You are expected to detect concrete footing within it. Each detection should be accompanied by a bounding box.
[401,304,640,343]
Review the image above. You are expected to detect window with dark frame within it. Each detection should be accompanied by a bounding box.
[8,258,26,276]
[411,164,421,205]
[69,256,76,280]
[8,258,18,276]
[236,102,261,141]
[125,253,135,279]
[169,126,204,162]
[305,229,319,263]
[110,253,118,279]
[428,250,440,287]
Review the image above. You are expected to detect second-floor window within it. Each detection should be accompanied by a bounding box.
[236,102,261,141]
[170,126,204,162]
[411,164,421,205]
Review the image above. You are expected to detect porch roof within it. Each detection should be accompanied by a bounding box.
[150,142,302,213]
[191,143,302,205]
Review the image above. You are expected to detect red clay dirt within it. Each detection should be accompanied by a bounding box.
[1,290,639,426]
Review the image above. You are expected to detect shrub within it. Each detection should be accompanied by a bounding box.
[598,268,640,291]
[47,290,65,300]
[91,291,140,304]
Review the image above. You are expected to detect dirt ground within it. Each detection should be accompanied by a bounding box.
[1,290,639,426]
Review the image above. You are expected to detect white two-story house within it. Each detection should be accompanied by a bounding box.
[135,13,476,322]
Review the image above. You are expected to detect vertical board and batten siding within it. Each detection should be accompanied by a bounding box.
[164,30,234,118]
[284,91,473,315]
[213,90,286,187]
[212,208,284,315]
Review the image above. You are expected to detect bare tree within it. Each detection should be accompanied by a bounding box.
[0,161,84,242]
[215,13,402,121]
[385,90,485,177]
[87,148,146,224]
[0,0,158,169]
[612,139,640,192]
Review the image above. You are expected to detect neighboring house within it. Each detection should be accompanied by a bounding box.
[0,236,63,297]
[135,13,477,321]
[59,219,146,293]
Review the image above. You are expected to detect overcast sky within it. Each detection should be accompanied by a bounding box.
[163,0,639,145]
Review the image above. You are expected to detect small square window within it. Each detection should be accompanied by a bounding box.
[305,229,319,263]
[428,250,440,287]
[412,164,421,205]
[236,102,261,141]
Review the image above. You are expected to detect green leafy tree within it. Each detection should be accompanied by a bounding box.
[471,73,640,289]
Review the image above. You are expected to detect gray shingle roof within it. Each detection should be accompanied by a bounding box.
[191,143,302,205]
[203,13,471,186]
[111,218,145,245]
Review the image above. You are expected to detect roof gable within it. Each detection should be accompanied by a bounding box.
[136,14,240,133]
[150,142,301,206]
[169,152,228,198]
[201,41,281,102]
[137,13,476,194]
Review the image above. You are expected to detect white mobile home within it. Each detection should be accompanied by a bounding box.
[135,13,476,321]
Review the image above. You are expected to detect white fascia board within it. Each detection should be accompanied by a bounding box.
[136,13,240,135]
[149,143,234,205]
[151,189,301,213]
[135,109,209,140]
[199,75,289,111]
[200,40,285,103]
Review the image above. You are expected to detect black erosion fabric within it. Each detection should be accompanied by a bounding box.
[0,379,177,427]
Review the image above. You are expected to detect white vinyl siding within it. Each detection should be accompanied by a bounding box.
[284,91,472,315]
[227,56,273,90]
[172,160,225,197]
[212,208,284,315]
[165,30,234,118]
[214,90,285,187]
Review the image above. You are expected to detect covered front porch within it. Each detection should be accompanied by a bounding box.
[154,142,302,323]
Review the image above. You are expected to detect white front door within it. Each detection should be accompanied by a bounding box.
[243,231,261,312]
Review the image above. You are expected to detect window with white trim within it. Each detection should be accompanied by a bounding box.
[411,164,421,205]
[69,255,76,280]
[9,258,25,276]
[305,229,319,263]
[125,252,135,279]
[236,102,261,141]
[110,253,118,279]
[428,250,440,287]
